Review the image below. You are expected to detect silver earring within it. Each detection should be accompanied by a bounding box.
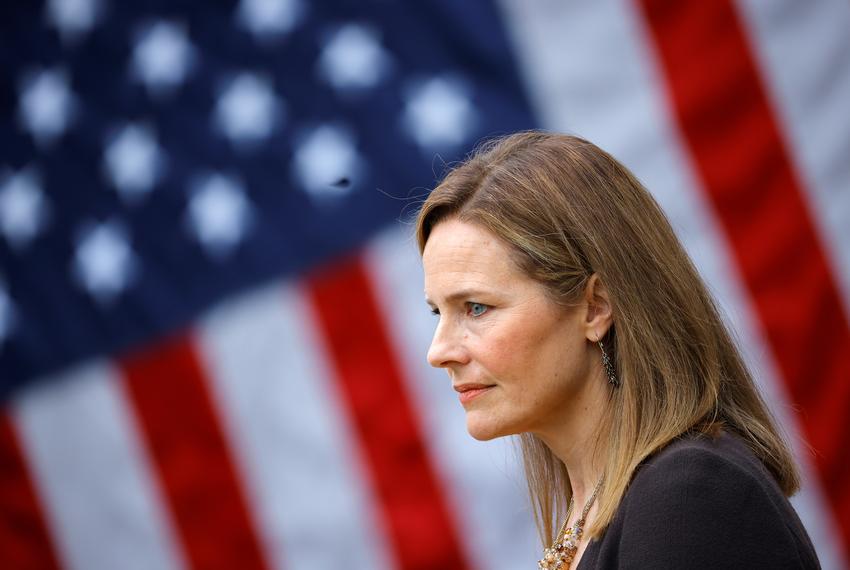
[597,334,619,387]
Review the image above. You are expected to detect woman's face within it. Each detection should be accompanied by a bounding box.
[423,218,597,441]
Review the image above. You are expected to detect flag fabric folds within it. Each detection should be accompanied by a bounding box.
[1,1,849,569]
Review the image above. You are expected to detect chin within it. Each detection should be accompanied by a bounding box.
[465,412,513,441]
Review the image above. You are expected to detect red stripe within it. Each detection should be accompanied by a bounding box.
[0,414,60,570]
[306,255,471,570]
[120,332,270,570]
[639,0,850,549]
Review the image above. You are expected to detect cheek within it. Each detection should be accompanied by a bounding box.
[501,315,569,362]
[476,322,559,384]
[516,321,587,392]
[480,326,532,368]
[471,307,583,384]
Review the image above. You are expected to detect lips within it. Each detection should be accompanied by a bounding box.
[454,384,495,404]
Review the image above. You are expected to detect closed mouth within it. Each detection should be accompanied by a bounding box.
[455,384,495,404]
[453,383,495,393]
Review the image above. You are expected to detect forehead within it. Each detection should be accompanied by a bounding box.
[422,219,526,296]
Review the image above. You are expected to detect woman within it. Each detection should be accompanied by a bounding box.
[416,132,819,569]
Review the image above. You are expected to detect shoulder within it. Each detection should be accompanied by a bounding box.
[621,431,781,541]
[593,431,819,569]
[627,430,772,508]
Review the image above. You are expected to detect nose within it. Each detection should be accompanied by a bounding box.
[427,318,467,369]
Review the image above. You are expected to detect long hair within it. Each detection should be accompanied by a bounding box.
[414,131,800,544]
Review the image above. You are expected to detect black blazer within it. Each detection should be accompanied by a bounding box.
[578,430,820,569]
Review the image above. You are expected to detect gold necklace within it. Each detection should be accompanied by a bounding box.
[538,477,603,569]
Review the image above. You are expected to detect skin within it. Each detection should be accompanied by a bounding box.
[423,218,613,563]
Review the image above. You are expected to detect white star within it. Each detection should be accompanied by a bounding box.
[237,0,303,40]
[186,173,253,259]
[72,221,138,304]
[45,0,102,44]
[0,281,15,346]
[317,24,392,91]
[103,123,165,202]
[214,73,283,146]
[293,125,363,198]
[17,68,76,146]
[131,21,195,96]
[0,167,50,251]
[402,76,477,151]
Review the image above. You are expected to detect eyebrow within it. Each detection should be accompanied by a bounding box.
[424,288,491,307]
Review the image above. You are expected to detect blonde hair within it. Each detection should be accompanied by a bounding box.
[414,131,800,544]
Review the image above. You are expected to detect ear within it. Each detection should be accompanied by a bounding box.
[582,273,614,342]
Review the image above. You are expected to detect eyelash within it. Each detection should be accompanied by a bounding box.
[429,302,490,317]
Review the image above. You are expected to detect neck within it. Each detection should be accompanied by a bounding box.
[537,370,609,507]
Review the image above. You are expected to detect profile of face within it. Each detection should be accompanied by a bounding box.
[423,218,608,442]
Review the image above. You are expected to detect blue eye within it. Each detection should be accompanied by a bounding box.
[468,302,488,317]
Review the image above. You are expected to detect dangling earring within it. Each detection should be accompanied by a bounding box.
[596,333,619,387]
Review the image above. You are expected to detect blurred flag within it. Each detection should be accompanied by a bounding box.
[1,1,848,569]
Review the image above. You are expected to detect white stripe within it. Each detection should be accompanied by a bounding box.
[11,361,185,570]
[366,227,540,570]
[497,1,847,567]
[736,0,850,319]
[196,283,393,570]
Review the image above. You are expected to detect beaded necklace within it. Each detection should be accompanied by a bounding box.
[537,477,603,570]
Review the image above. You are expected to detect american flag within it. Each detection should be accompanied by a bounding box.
[0,0,848,568]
